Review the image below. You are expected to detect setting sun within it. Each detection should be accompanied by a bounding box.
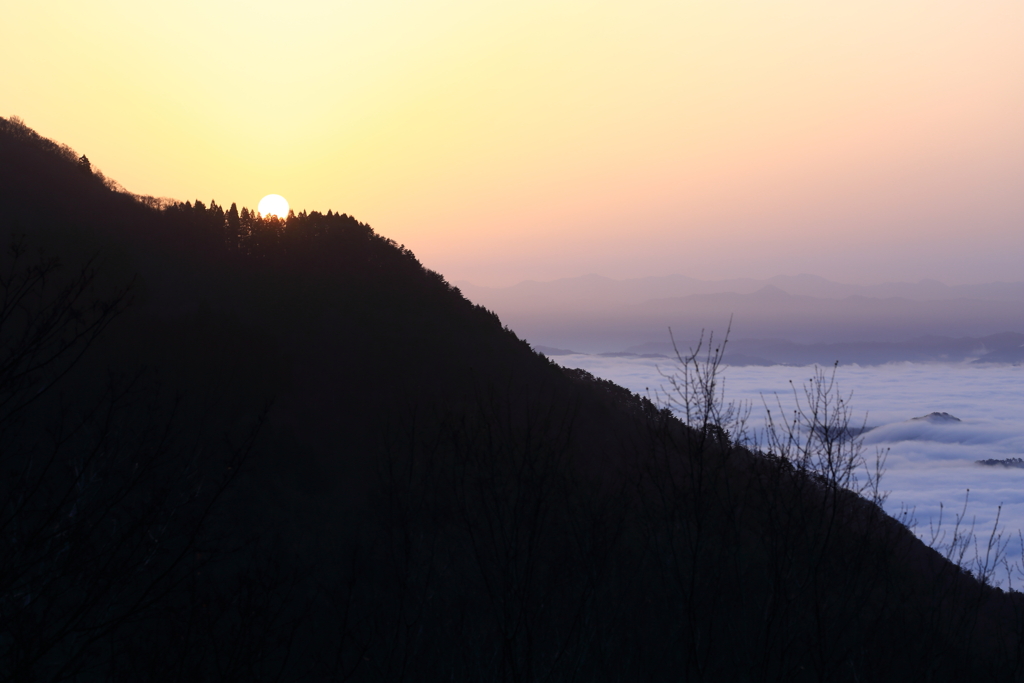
[257,194,289,219]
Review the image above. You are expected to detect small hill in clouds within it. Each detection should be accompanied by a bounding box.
[459,273,1024,354]
[913,412,962,423]
[4,116,1024,681]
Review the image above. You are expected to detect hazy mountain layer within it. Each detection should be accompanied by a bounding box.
[459,272,1024,307]
[608,332,1024,366]
[461,275,1024,353]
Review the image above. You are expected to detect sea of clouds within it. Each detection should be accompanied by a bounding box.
[551,353,1024,586]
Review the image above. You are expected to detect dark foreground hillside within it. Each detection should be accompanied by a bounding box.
[2,116,1024,682]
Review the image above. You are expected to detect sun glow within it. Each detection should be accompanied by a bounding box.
[5,2,1021,285]
[257,194,290,219]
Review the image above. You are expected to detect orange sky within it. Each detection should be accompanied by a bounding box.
[3,1,1022,285]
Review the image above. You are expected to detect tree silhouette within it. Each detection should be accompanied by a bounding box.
[4,114,1024,681]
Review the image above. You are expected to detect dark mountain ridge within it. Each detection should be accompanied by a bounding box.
[3,117,1023,682]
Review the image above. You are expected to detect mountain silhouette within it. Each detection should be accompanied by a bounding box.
[2,116,1023,681]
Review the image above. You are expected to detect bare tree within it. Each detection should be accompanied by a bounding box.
[0,238,265,682]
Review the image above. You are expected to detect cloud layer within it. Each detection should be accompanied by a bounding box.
[552,354,1024,585]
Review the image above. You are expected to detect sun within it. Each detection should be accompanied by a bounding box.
[257,194,290,219]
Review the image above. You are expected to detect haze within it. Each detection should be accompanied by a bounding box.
[4,1,1022,286]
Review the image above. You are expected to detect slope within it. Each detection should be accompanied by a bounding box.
[1,117,1022,682]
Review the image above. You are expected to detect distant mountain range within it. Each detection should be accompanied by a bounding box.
[460,273,1024,306]
[536,332,1024,366]
[459,274,1024,358]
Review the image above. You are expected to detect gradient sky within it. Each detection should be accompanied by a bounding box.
[4,1,1022,285]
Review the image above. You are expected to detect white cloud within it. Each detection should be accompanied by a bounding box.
[552,354,1024,585]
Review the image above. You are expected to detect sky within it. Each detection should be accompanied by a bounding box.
[3,1,1022,286]
[553,354,1024,587]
